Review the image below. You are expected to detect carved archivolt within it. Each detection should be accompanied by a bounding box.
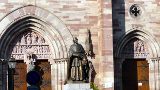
[9,31,51,60]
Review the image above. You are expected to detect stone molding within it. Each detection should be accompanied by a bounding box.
[115,29,160,59]
[0,5,73,62]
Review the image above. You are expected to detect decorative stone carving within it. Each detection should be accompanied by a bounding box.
[130,4,142,18]
[24,47,36,72]
[122,40,149,58]
[9,31,51,60]
[134,40,145,52]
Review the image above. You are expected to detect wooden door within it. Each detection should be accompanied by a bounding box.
[35,60,51,90]
[13,60,51,90]
[122,59,149,90]
[137,60,149,90]
[14,61,27,90]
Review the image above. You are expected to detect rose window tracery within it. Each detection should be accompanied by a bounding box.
[130,4,142,18]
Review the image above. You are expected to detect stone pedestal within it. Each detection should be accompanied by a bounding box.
[64,83,93,90]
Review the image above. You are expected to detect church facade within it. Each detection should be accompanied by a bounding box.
[0,0,159,90]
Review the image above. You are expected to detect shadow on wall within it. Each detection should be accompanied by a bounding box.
[112,0,127,90]
[85,29,96,83]
[112,0,141,90]
[85,29,95,59]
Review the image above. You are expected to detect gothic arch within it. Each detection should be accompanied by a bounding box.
[115,29,160,59]
[0,5,74,90]
[0,5,73,62]
[114,29,160,90]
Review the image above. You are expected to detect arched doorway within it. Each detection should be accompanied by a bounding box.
[0,5,73,90]
[8,30,52,90]
[114,30,160,90]
[121,39,150,90]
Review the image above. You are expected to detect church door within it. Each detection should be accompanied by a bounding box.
[35,60,52,90]
[14,61,27,90]
[12,60,51,90]
[7,30,52,90]
[122,59,149,90]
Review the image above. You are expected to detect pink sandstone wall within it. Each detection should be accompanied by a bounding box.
[113,0,160,90]
[0,0,114,90]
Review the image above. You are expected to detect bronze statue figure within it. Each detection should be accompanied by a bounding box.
[67,37,89,82]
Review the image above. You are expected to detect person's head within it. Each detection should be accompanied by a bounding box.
[73,37,78,44]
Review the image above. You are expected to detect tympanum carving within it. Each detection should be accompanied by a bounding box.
[122,40,149,58]
[9,31,51,60]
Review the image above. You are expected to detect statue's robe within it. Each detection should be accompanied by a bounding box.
[68,43,85,81]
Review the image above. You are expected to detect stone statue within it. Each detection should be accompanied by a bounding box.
[135,40,145,52]
[26,34,32,45]
[27,53,36,72]
[24,48,36,72]
[67,37,89,82]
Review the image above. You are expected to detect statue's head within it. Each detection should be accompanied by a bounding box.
[73,37,78,44]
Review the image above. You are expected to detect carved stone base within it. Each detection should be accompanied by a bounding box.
[64,83,93,90]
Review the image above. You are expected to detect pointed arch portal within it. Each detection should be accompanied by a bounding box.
[114,30,160,90]
[0,5,73,90]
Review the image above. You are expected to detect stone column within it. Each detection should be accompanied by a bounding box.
[149,59,154,90]
[150,58,159,90]
[49,58,68,90]
[158,60,160,90]
[153,58,160,90]
[0,60,8,90]
[55,61,58,90]
[58,59,67,90]
[0,61,3,90]
[64,59,68,83]
[155,59,159,90]
[58,61,61,90]
[3,62,7,90]
[50,60,56,90]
